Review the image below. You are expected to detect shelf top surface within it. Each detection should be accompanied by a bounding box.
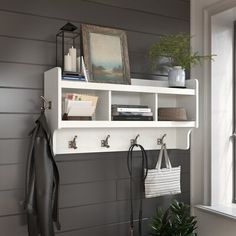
[45,67,197,95]
[60,80,195,95]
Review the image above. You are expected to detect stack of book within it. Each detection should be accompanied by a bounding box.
[62,75,86,81]
[112,104,153,121]
[62,72,86,82]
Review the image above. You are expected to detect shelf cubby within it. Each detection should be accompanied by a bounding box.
[62,88,110,121]
[111,91,157,121]
[158,94,196,122]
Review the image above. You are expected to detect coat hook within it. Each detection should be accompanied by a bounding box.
[157,134,167,145]
[41,96,52,110]
[130,134,140,145]
[69,135,78,149]
[101,135,110,148]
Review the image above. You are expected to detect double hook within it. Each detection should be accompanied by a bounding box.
[157,134,167,145]
[130,134,140,145]
[101,135,110,148]
[69,135,78,149]
[41,96,51,111]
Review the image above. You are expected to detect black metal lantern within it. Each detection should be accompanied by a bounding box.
[56,22,80,75]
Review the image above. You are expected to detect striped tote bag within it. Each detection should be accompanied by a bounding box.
[145,144,181,198]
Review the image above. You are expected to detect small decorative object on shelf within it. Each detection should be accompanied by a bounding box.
[56,22,82,76]
[149,33,215,88]
[158,107,187,121]
[61,56,89,82]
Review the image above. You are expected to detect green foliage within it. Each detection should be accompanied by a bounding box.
[149,33,214,70]
[150,200,197,236]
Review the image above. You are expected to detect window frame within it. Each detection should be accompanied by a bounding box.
[233,21,236,203]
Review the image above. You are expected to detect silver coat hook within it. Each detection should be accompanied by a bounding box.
[41,96,52,111]
[130,134,140,145]
[101,135,110,148]
[157,134,167,145]
[69,135,78,149]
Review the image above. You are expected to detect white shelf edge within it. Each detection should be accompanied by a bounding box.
[59,120,196,129]
[157,121,196,128]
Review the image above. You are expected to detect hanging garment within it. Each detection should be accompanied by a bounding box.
[127,144,148,236]
[24,112,60,236]
[145,143,181,198]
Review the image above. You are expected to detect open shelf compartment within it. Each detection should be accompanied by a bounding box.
[157,93,197,122]
[61,88,110,121]
[111,91,157,121]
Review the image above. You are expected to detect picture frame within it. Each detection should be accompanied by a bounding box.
[81,24,131,84]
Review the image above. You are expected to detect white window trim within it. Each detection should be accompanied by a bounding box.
[191,0,236,219]
[195,204,236,221]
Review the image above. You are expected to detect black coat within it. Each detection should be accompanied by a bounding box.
[25,112,60,236]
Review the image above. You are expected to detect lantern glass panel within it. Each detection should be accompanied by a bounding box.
[56,31,80,74]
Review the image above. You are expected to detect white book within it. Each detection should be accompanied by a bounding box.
[112,111,153,116]
[81,56,89,82]
[117,107,151,113]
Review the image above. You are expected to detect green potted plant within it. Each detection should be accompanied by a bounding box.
[150,200,197,236]
[149,33,213,87]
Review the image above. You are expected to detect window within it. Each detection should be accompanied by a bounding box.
[211,12,234,206]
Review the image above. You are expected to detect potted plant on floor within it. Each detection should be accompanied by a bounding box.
[150,200,197,236]
[149,33,214,87]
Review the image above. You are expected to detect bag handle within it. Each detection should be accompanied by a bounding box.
[163,144,172,169]
[155,144,172,170]
[127,143,148,236]
[155,144,164,170]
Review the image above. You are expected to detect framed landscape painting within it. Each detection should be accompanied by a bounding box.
[81,24,131,84]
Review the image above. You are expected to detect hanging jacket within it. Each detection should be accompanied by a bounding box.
[25,112,60,236]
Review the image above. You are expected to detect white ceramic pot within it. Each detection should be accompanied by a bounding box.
[168,66,185,87]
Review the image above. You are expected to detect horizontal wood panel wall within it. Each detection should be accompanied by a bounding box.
[0,0,190,235]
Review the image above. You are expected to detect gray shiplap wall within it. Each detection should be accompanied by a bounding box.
[0,1,190,235]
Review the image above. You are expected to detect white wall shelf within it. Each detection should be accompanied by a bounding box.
[44,67,198,154]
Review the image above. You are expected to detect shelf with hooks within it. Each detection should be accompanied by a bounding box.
[44,67,198,154]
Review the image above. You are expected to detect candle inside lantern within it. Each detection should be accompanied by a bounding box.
[69,46,77,72]
[64,53,72,71]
